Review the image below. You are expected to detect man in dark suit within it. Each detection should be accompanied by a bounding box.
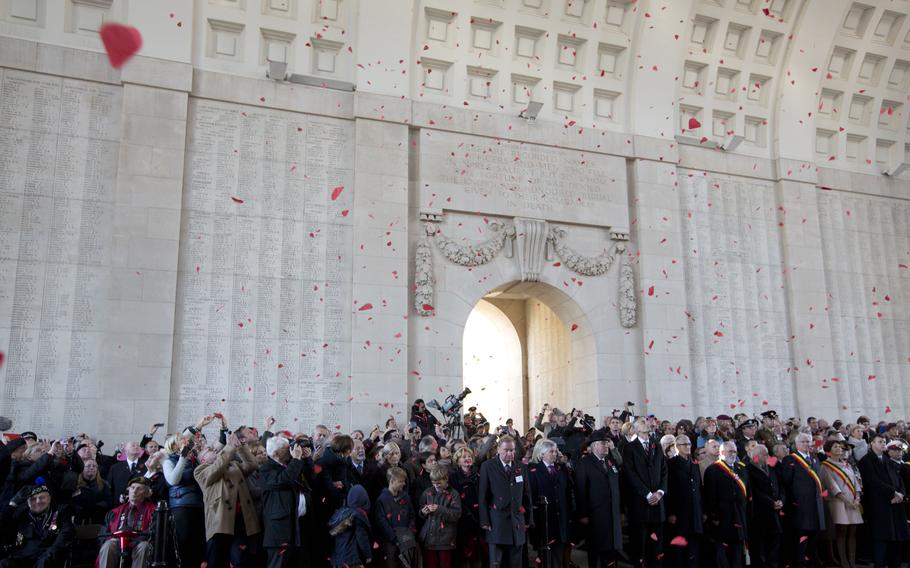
[574,429,622,568]
[666,434,702,568]
[528,438,572,568]
[778,433,825,568]
[745,443,782,568]
[348,438,366,486]
[703,441,748,568]
[108,440,146,505]
[261,436,309,568]
[622,418,668,567]
[479,435,532,568]
[857,433,909,568]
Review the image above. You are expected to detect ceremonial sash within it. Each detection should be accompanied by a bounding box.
[791,453,823,493]
[715,460,747,498]
[821,460,857,498]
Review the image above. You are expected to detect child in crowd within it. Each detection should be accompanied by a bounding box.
[328,484,372,568]
[418,466,462,568]
[374,466,417,568]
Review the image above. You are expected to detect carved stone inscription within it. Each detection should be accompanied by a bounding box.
[0,70,121,436]
[171,99,355,433]
[418,130,628,228]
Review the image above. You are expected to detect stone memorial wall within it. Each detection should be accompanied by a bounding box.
[170,99,355,433]
[678,171,796,416]
[417,129,629,229]
[0,69,121,435]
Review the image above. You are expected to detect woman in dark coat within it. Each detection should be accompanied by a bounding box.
[449,447,484,568]
[574,430,622,568]
[71,459,111,525]
[316,435,355,512]
[328,484,372,568]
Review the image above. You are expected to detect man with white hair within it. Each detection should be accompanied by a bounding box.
[261,435,309,568]
[621,418,667,567]
[779,432,825,568]
[703,441,748,567]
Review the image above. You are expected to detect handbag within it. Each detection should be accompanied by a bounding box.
[328,514,353,537]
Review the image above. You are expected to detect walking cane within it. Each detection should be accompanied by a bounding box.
[539,496,550,568]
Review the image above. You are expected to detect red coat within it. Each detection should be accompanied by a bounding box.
[103,500,156,546]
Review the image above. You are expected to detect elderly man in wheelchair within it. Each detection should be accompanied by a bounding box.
[96,477,157,568]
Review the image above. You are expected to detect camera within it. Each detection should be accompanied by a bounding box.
[428,387,472,418]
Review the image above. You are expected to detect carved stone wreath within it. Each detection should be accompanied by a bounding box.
[546,226,619,276]
[433,222,515,267]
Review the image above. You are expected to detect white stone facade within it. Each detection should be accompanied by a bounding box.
[0,0,909,441]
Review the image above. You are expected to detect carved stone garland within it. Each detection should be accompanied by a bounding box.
[414,220,637,328]
[544,226,638,328]
[433,221,515,267]
[414,233,436,317]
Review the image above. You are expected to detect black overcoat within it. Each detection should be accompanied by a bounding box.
[478,458,532,546]
[528,461,573,544]
[621,438,668,523]
[573,453,622,552]
[857,452,910,541]
[745,462,783,534]
[666,455,703,535]
[703,461,749,542]
[778,454,825,531]
[260,457,307,547]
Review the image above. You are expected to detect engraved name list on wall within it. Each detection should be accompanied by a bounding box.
[0,69,121,435]
[171,99,355,433]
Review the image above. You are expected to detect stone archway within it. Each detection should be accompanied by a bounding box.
[408,214,640,433]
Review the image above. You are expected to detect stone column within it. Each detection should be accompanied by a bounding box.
[350,102,411,429]
[627,156,695,419]
[776,175,839,418]
[107,59,192,437]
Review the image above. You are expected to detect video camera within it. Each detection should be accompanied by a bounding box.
[428,387,472,418]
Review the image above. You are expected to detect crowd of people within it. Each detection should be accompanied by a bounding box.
[1,400,910,568]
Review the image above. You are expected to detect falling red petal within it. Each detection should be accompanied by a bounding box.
[359,303,374,311]
[231,196,244,204]
[99,23,143,69]
[688,117,701,129]
[331,186,345,201]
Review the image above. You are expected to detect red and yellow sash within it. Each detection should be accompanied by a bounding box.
[821,460,857,499]
[791,453,823,494]
[715,459,747,498]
